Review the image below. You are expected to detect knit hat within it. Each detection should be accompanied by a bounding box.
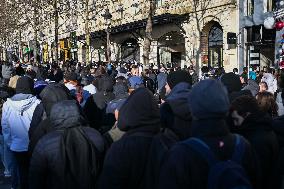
[167,70,192,89]
[65,72,77,81]
[221,72,242,94]
[16,76,34,94]
[188,79,229,120]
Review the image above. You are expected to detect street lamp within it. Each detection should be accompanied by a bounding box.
[102,8,112,64]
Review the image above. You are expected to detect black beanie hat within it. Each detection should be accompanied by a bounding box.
[167,70,192,89]
[16,76,34,94]
[221,72,242,94]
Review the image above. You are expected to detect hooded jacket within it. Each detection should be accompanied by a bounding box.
[28,83,72,154]
[2,94,40,152]
[160,82,192,140]
[98,88,160,189]
[159,80,260,189]
[29,100,104,189]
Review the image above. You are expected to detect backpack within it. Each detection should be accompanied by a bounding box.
[183,135,252,189]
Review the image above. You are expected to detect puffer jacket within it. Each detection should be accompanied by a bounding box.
[29,100,105,189]
[2,94,40,152]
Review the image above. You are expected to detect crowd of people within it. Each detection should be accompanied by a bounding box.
[0,60,283,189]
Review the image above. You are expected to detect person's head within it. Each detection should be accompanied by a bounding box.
[256,91,278,117]
[117,87,160,132]
[64,72,78,83]
[259,82,268,92]
[16,76,34,95]
[233,68,238,74]
[220,72,242,94]
[165,70,192,94]
[230,95,260,126]
[40,83,73,117]
[50,100,86,129]
[243,67,248,74]
[188,79,229,120]
[131,65,139,76]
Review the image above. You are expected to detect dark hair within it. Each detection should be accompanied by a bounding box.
[231,95,260,117]
[259,82,268,90]
[256,92,278,117]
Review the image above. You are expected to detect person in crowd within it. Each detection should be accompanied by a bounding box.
[26,65,37,80]
[249,67,257,80]
[2,76,41,189]
[161,70,192,141]
[83,67,115,132]
[188,66,198,84]
[159,79,259,189]
[141,69,155,94]
[259,81,268,93]
[28,83,73,154]
[221,72,251,102]
[1,62,13,85]
[242,79,259,97]
[200,66,210,80]
[233,67,239,75]
[0,84,17,188]
[230,95,279,189]
[15,63,25,77]
[261,71,277,94]
[98,88,160,189]
[64,72,78,95]
[141,70,192,188]
[276,73,284,116]
[157,67,167,93]
[256,91,278,118]
[48,64,64,83]
[29,100,105,189]
[241,67,248,84]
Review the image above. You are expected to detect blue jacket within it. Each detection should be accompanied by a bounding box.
[2,94,40,152]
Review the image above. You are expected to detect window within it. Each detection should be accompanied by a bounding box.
[264,0,275,12]
[247,0,254,16]
[155,0,164,7]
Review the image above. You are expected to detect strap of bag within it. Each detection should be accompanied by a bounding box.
[231,134,246,163]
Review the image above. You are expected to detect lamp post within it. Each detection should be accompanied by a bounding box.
[102,8,112,64]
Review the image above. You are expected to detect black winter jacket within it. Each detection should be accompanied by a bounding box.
[29,100,104,189]
[98,88,160,189]
[233,113,279,189]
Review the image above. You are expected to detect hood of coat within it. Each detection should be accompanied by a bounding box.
[242,79,259,97]
[49,100,87,129]
[39,83,72,117]
[117,88,160,132]
[7,94,39,115]
[166,82,191,120]
[232,113,273,135]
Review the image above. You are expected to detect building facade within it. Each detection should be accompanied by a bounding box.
[1,0,241,72]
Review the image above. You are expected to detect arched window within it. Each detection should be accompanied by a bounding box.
[208,24,223,68]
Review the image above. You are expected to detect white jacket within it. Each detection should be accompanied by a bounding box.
[1,94,40,152]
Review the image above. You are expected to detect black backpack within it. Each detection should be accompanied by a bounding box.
[182,134,253,189]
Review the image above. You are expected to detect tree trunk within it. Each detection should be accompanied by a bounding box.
[33,0,38,64]
[54,0,59,63]
[143,0,156,65]
[85,0,90,64]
